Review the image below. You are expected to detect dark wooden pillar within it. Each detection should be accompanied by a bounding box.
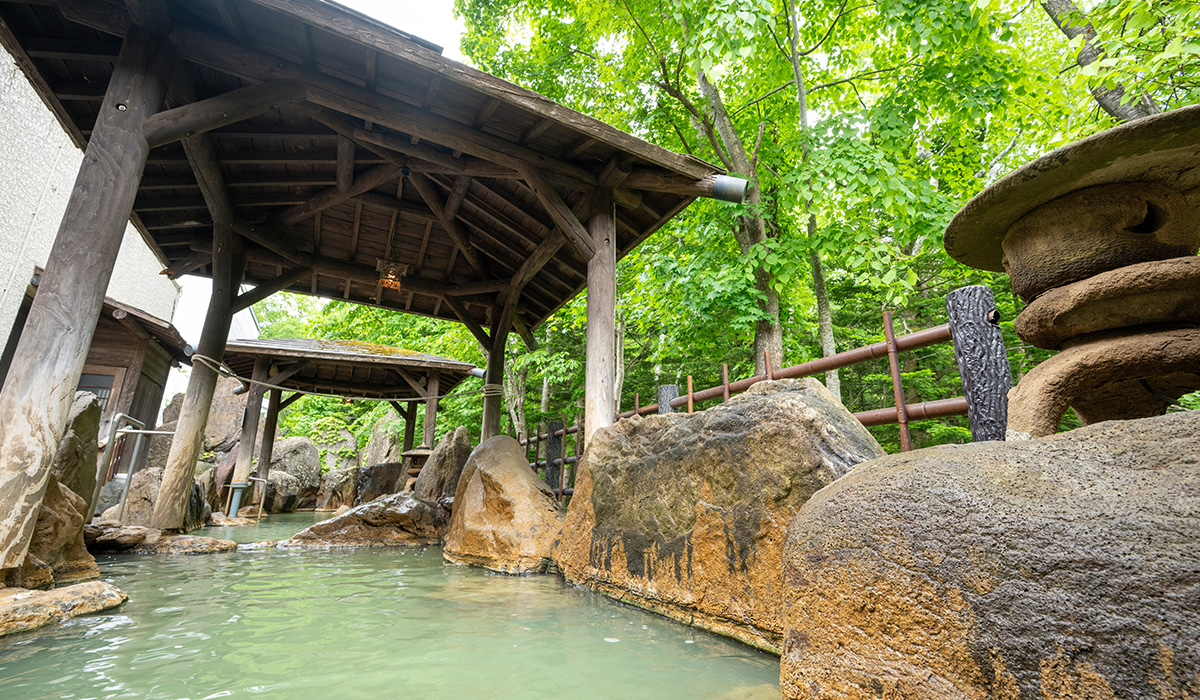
[254,388,282,504]
[584,191,616,444]
[150,226,242,527]
[423,371,440,448]
[0,27,174,566]
[229,357,269,514]
[947,285,1013,442]
[402,401,417,453]
[481,331,508,440]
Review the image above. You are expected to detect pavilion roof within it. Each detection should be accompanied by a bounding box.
[0,0,720,342]
[221,337,479,400]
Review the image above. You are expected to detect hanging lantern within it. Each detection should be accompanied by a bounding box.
[376,259,408,291]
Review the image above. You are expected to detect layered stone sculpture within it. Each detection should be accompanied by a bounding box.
[780,410,1200,699]
[944,103,1200,438]
[557,379,884,651]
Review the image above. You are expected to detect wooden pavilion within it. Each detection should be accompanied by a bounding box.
[0,0,744,559]
[219,337,481,512]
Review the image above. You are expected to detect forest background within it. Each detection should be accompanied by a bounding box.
[253,0,1200,456]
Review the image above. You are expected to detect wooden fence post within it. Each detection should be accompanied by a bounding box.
[946,285,1012,442]
[545,420,563,501]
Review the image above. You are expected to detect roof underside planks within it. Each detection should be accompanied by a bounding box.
[0,0,720,336]
[221,337,477,400]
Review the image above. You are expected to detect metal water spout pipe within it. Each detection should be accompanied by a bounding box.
[711,175,751,203]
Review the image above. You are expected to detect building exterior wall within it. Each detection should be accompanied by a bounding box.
[0,49,180,339]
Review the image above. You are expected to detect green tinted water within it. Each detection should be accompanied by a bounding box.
[0,515,780,699]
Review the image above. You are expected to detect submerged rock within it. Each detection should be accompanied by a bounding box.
[134,534,237,555]
[315,466,359,511]
[780,409,1200,699]
[355,462,405,504]
[0,581,126,637]
[443,436,562,574]
[285,492,445,547]
[83,523,236,554]
[3,476,99,589]
[556,379,881,652]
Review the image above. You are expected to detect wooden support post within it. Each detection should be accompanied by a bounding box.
[402,401,417,453]
[229,357,269,514]
[722,364,731,402]
[481,330,507,440]
[423,371,440,448]
[583,191,616,444]
[255,388,281,504]
[0,26,174,565]
[946,285,1012,442]
[765,351,774,380]
[545,420,563,501]
[657,385,678,414]
[687,376,694,414]
[883,311,912,452]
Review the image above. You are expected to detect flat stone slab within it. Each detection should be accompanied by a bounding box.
[0,581,127,637]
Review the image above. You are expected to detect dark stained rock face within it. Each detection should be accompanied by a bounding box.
[557,379,884,652]
[444,436,563,574]
[315,466,359,511]
[356,463,405,504]
[780,409,1200,699]
[261,470,301,513]
[49,391,101,505]
[269,437,322,507]
[0,581,127,637]
[3,476,98,589]
[413,426,471,504]
[143,419,177,472]
[99,467,210,530]
[83,523,152,553]
[285,492,446,548]
[205,376,248,453]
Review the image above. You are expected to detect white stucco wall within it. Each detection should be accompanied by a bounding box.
[0,49,180,338]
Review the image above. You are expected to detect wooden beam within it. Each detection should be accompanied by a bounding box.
[276,164,404,227]
[390,368,428,397]
[513,314,538,351]
[255,388,282,504]
[161,250,209,278]
[518,164,595,259]
[407,172,489,278]
[423,371,440,447]
[279,391,304,411]
[142,80,307,147]
[231,266,313,313]
[229,356,270,513]
[481,323,508,440]
[401,401,417,453]
[336,134,356,191]
[511,232,565,293]
[267,359,311,386]
[441,295,491,349]
[124,0,171,31]
[0,26,174,564]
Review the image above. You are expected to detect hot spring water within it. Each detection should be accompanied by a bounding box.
[1,514,779,699]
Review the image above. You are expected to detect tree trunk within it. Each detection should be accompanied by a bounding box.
[787,8,840,401]
[694,70,784,375]
[613,317,626,413]
[1039,0,1160,122]
[504,363,528,442]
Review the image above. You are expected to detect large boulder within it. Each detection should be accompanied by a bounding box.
[269,437,321,507]
[143,419,177,472]
[0,581,127,638]
[286,492,446,547]
[3,476,98,589]
[181,481,211,532]
[205,375,248,452]
[361,411,407,466]
[355,462,405,504]
[83,523,153,553]
[49,391,101,503]
[261,470,301,513]
[780,409,1200,699]
[195,466,219,513]
[162,392,184,423]
[414,426,472,504]
[311,419,360,473]
[557,379,882,652]
[443,436,563,574]
[315,466,359,511]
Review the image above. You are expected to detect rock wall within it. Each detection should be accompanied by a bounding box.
[557,379,884,652]
[269,437,321,507]
[780,409,1200,699]
[413,426,471,504]
[443,436,562,574]
[315,466,359,511]
[2,476,98,589]
[356,463,405,504]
